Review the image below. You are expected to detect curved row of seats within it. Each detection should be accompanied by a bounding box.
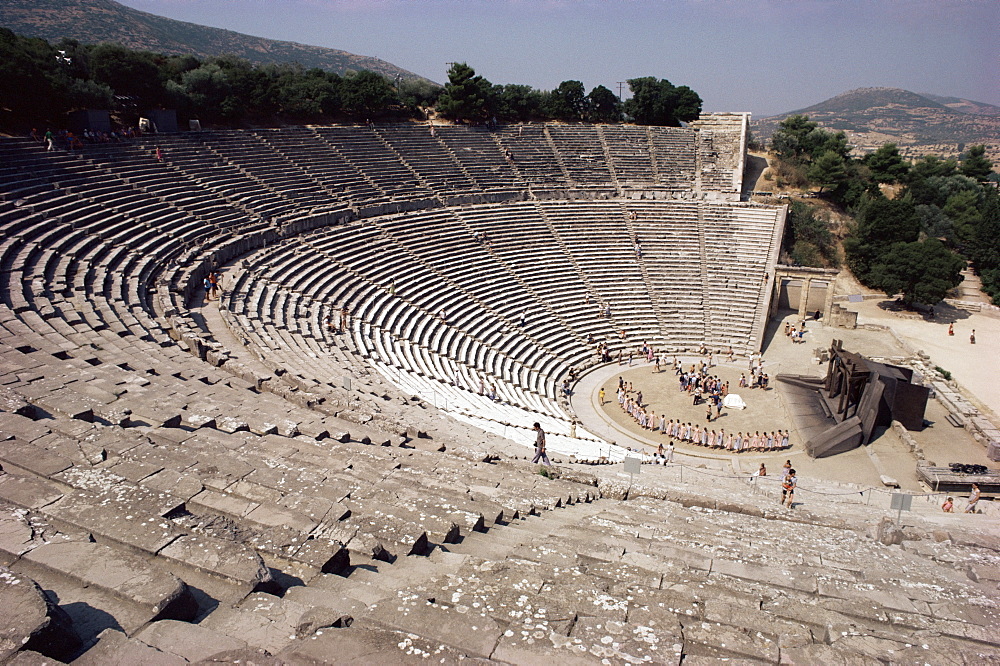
[220,195,781,437]
[2,127,997,665]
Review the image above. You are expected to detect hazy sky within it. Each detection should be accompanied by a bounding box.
[118,0,998,117]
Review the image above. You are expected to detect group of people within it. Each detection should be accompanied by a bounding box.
[614,380,790,453]
[737,369,770,391]
[784,321,808,343]
[946,322,977,345]
[202,271,220,300]
[941,483,981,513]
[31,126,140,152]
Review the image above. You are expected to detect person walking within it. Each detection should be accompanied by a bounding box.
[598,387,605,405]
[781,468,797,508]
[532,422,551,467]
[665,440,675,463]
[966,483,981,513]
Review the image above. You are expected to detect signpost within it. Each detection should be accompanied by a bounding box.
[624,456,641,487]
[890,492,912,525]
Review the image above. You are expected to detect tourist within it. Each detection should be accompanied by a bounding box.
[781,468,797,507]
[339,305,350,334]
[665,440,674,463]
[970,329,976,344]
[941,497,954,513]
[208,271,219,300]
[757,463,767,477]
[948,322,954,336]
[599,387,605,405]
[531,422,551,467]
[966,483,980,513]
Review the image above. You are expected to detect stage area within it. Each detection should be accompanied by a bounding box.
[571,309,992,493]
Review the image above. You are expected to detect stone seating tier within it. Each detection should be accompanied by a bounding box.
[0,130,920,665]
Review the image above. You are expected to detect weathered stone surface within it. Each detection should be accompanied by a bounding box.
[289,537,351,575]
[5,649,67,665]
[191,647,281,665]
[134,620,248,662]
[711,558,818,594]
[283,585,368,620]
[188,489,258,520]
[0,440,73,478]
[80,427,147,457]
[73,628,185,666]
[567,615,682,665]
[140,469,204,501]
[278,625,495,664]
[0,506,37,566]
[42,481,183,554]
[0,567,50,663]
[30,390,96,422]
[350,495,459,546]
[0,474,64,511]
[215,416,249,434]
[0,412,50,443]
[106,459,164,484]
[22,541,196,620]
[0,386,34,416]
[159,535,270,588]
[200,592,310,654]
[336,504,431,561]
[680,618,780,661]
[246,502,318,535]
[294,607,353,638]
[367,596,503,659]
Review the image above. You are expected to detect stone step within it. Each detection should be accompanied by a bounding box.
[72,627,185,666]
[0,566,80,663]
[132,620,251,663]
[16,541,197,622]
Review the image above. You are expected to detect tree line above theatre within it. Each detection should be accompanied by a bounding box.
[0,31,699,128]
[770,114,1000,307]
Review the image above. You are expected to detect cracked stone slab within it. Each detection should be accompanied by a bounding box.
[0,474,64,511]
[134,620,248,662]
[0,439,73,478]
[73,628,185,666]
[277,624,496,664]
[0,567,51,663]
[23,541,196,620]
[158,534,269,589]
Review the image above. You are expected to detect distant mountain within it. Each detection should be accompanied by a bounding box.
[919,93,1000,116]
[0,0,432,84]
[752,87,1000,163]
[792,87,949,115]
